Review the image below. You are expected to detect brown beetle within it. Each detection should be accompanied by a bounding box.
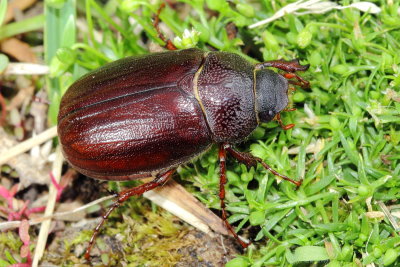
[58,47,309,259]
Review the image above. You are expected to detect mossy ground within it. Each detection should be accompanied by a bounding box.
[0,0,399,266]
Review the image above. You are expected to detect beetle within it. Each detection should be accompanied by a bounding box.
[57,48,309,259]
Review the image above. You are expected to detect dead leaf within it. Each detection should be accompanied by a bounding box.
[30,90,48,133]
[5,0,38,24]
[145,179,229,236]
[1,38,37,63]
[366,211,385,220]
[55,201,86,222]
[392,211,400,219]
[7,85,35,111]
[0,127,50,188]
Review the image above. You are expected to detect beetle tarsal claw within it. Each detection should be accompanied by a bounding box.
[294,179,303,188]
[290,59,310,71]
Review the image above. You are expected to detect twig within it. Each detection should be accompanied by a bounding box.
[0,180,231,237]
[144,179,229,236]
[4,63,49,75]
[0,195,115,231]
[32,146,63,267]
[0,126,57,165]
[378,201,400,233]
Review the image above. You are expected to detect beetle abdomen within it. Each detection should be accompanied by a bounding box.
[58,49,211,180]
[58,86,211,180]
[58,49,205,122]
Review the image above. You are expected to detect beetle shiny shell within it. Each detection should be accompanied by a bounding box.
[58,48,292,181]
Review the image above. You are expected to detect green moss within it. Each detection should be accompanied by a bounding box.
[0,231,23,264]
[108,200,191,265]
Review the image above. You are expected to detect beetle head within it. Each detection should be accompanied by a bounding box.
[255,69,289,123]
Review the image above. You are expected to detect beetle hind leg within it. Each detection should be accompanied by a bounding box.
[85,169,175,261]
[218,143,251,249]
[224,143,302,187]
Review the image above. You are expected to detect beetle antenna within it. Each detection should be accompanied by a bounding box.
[153,3,177,51]
[85,169,175,261]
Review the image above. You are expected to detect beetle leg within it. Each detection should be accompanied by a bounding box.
[288,85,297,93]
[282,88,296,113]
[224,143,302,187]
[283,72,310,89]
[255,59,310,88]
[283,107,296,112]
[218,143,251,249]
[274,112,295,130]
[255,59,309,72]
[85,169,175,261]
[153,3,177,50]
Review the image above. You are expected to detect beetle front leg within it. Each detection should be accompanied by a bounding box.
[224,144,302,187]
[274,112,295,130]
[255,59,309,73]
[255,59,310,88]
[218,143,250,249]
[283,72,310,89]
[85,169,175,261]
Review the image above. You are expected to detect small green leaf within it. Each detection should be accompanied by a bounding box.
[297,29,312,49]
[293,246,330,262]
[332,64,350,75]
[205,0,227,11]
[383,248,398,266]
[45,0,67,9]
[262,30,279,51]
[61,15,76,47]
[249,210,265,226]
[236,3,254,18]
[0,53,9,72]
[225,257,249,267]
[0,0,7,26]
